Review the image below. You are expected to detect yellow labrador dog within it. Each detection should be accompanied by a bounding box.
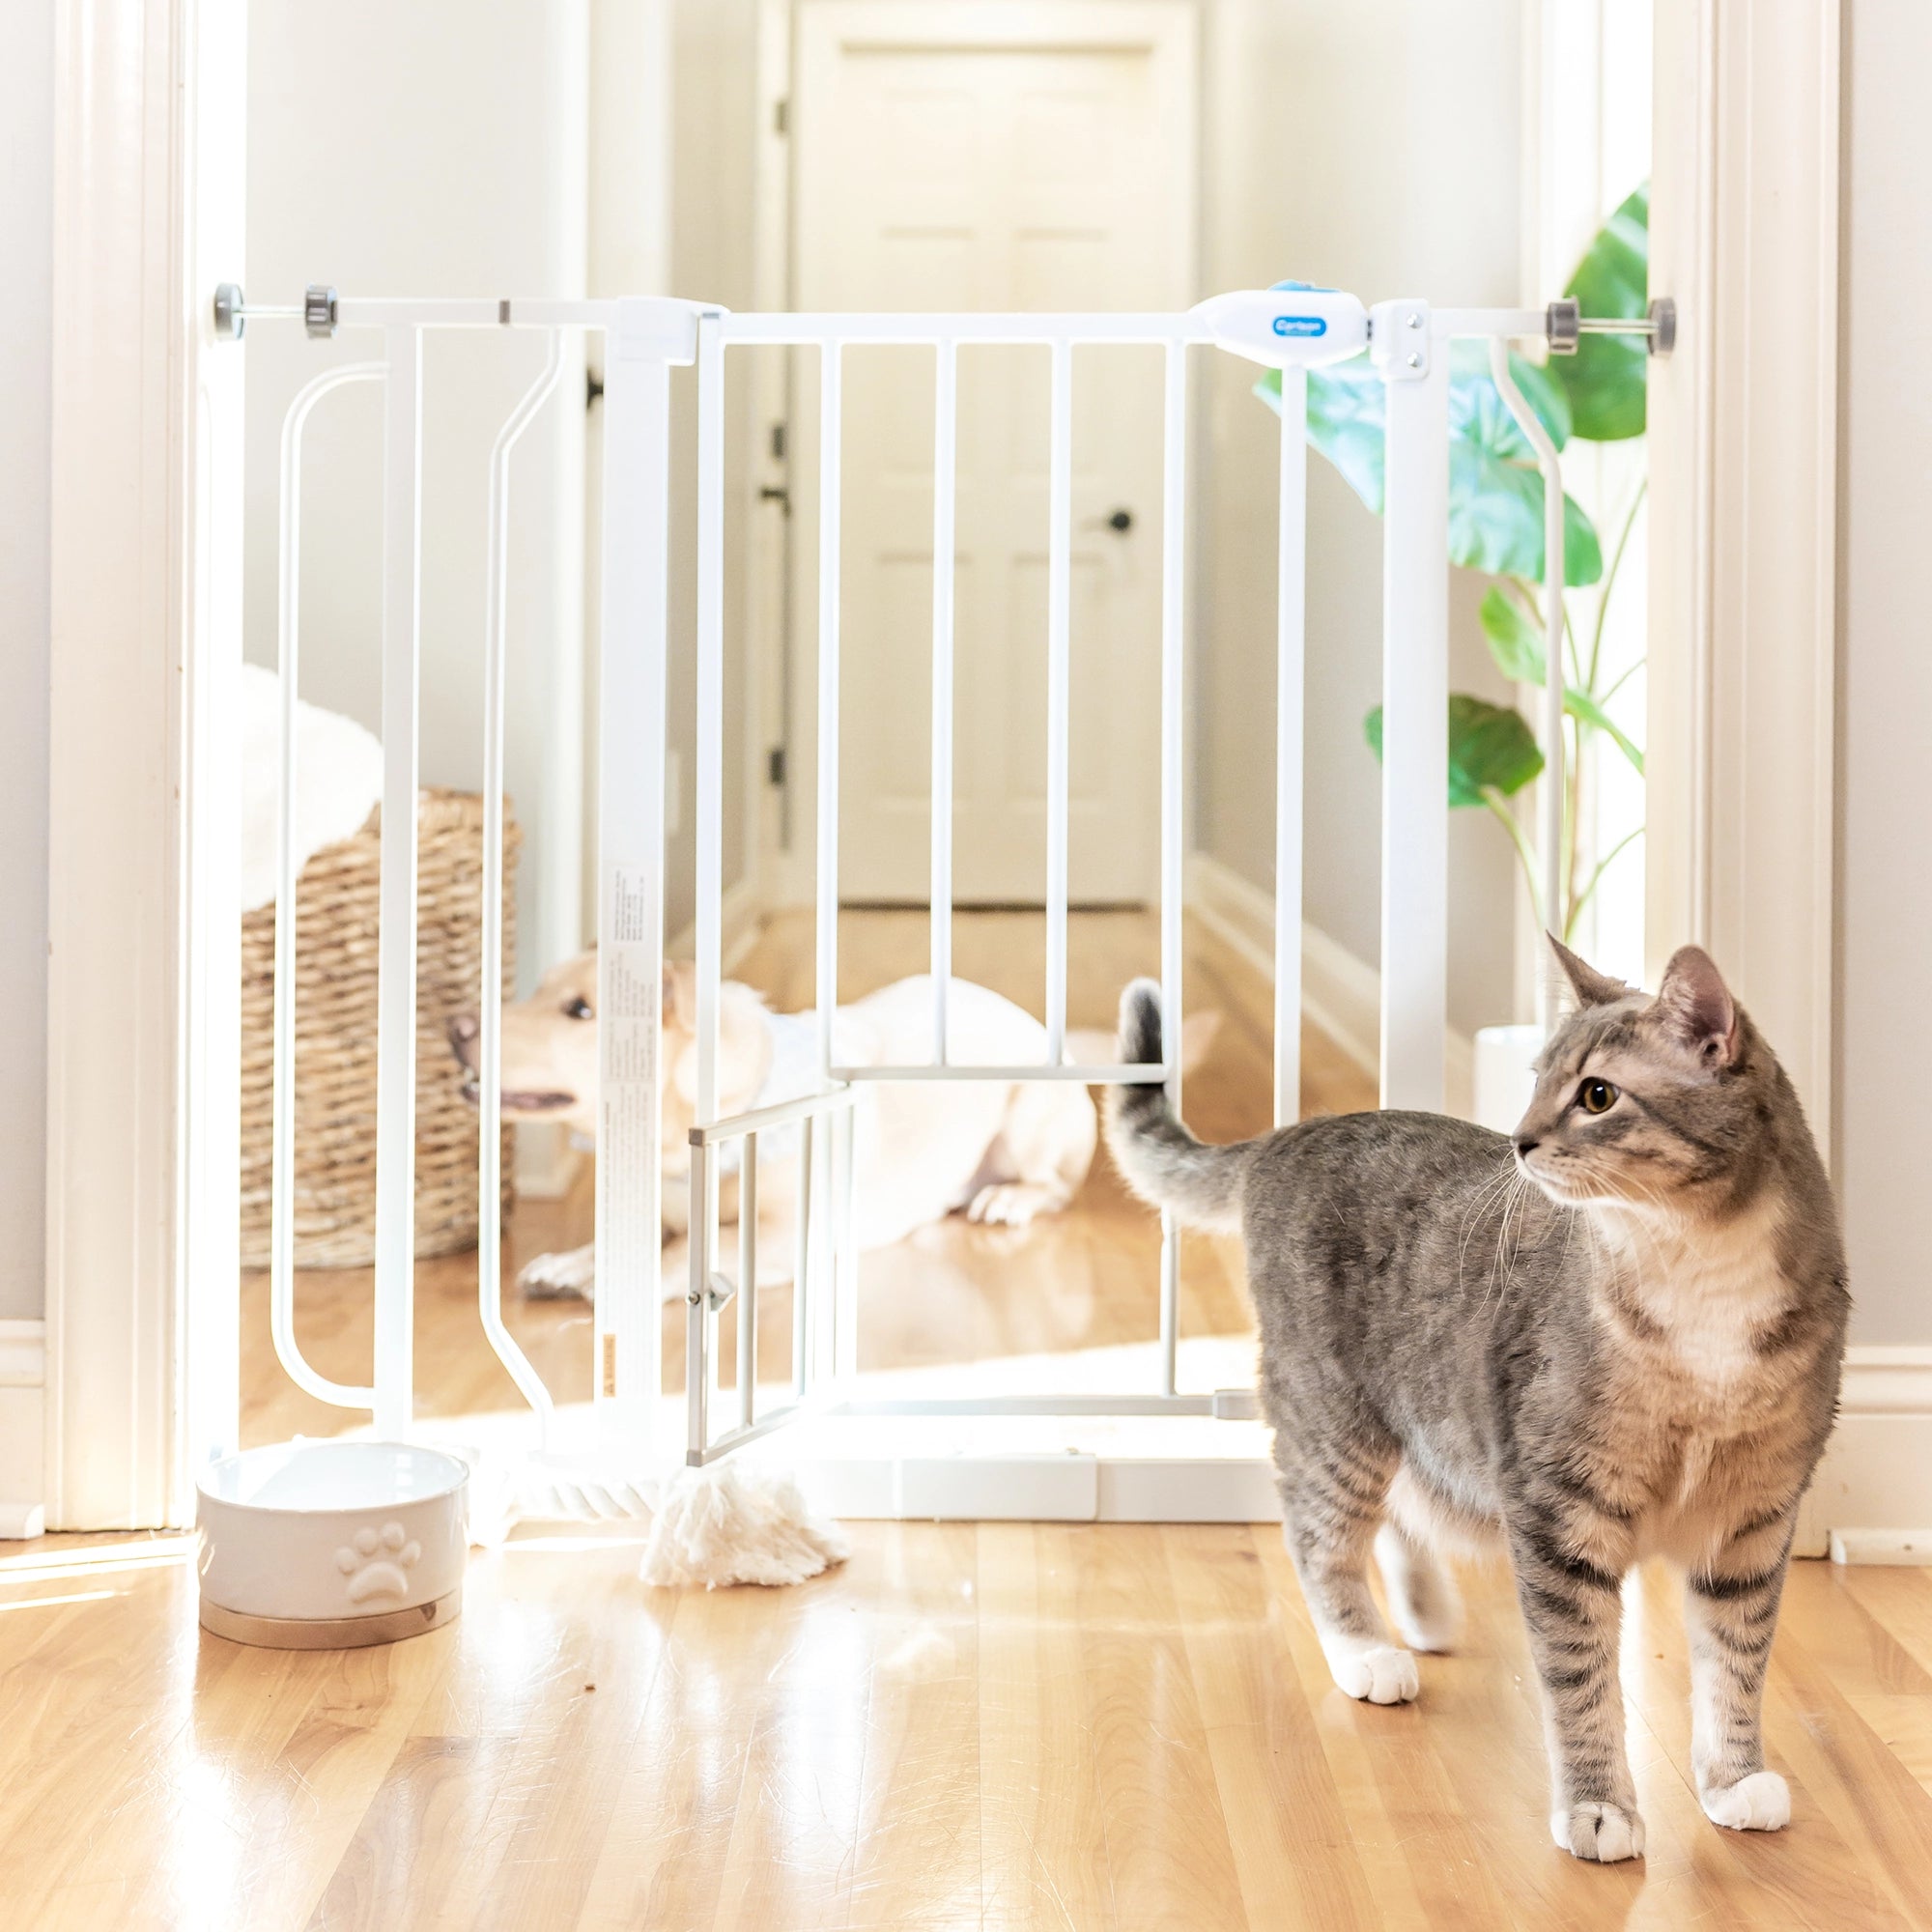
[448,953,1199,1302]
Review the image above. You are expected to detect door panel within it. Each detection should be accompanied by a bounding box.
[795,13,1194,905]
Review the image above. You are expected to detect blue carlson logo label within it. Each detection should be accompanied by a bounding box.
[1272,314,1327,338]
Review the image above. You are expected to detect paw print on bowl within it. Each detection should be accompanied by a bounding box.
[334,1521,422,1605]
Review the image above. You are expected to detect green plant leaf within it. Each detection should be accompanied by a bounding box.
[1259,358,1388,511]
[1564,685,1645,777]
[1555,182,1650,441]
[1476,586,1645,775]
[1477,584,1544,682]
[1364,693,1545,807]
[1264,341,1602,584]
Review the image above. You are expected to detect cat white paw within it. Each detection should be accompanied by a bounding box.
[1702,1771,1789,1833]
[1550,1801,1645,1862]
[1323,1639,1419,1705]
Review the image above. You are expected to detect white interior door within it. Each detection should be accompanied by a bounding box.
[794,3,1196,905]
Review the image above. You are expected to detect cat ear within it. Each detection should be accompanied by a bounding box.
[1654,945,1741,1068]
[1546,934,1631,1009]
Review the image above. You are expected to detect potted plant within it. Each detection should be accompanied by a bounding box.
[1259,185,1651,1124]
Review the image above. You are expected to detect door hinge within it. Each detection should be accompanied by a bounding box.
[773,97,789,136]
[767,747,788,788]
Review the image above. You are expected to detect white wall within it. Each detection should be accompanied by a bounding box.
[1837,0,1932,1349]
[662,0,762,944]
[1197,0,1524,1037]
[243,0,590,989]
[0,7,52,1321]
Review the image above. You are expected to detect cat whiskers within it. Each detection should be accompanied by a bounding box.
[1457,1157,1521,1289]
[1483,1167,1536,1315]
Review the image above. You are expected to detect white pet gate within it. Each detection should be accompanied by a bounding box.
[228,280,1664,1513]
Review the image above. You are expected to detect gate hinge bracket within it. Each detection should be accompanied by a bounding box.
[1368,299,1433,381]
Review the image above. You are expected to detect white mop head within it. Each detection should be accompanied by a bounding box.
[639,1461,850,1589]
[449,1437,848,1590]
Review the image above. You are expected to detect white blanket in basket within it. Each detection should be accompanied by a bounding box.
[240,663,385,914]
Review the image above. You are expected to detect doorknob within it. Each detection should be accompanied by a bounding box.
[1082,507,1133,534]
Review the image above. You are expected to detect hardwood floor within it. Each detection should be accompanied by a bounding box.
[241,908,1376,1445]
[21,908,1932,1924]
[3,1525,1931,1928]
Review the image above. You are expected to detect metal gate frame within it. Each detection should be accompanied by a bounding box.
[233,280,1665,1488]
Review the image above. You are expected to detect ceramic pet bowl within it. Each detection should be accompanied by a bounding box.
[197,1439,469,1649]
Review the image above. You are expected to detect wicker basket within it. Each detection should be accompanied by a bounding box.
[240,789,520,1268]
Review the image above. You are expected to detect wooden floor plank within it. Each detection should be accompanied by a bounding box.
[846,1523,984,1931]
[1074,1523,1247,1932]
[978,1523,1117,1932]
[574,1557,813,1931]
[1247,1528,1436,1932]
[6,1529,1932,1927]
[1840,1567,1932,1681]
[707,1531,881,1932]
[1163,1523,1381,1931]
[1629,1559,1917,1930]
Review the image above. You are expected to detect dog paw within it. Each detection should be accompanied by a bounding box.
[334,1521,421,1605]
[966,1181,1061,1229]
[1323,1639,1419,1705]
[519,1246,595,1299]
[1702,1770,1789,1833]
[1550,1801,1645,1863]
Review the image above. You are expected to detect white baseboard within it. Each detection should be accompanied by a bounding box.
[1186,853,1475,1117]
[805,1453,1279,1523]
[0,1320,46,1537]
[1795,1347,1932,1558]
[667,875,764,977]
[1829,1529,1932,1566]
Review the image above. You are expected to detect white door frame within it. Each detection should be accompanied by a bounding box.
[44,0,246,1527]
[43,0,1843,1528]
[1647,0,1839,1155]
[759,0,1202,912]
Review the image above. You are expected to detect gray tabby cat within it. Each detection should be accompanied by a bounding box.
[1106,940,1846,1863]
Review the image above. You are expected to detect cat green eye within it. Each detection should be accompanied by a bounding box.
[1577,1078,1618,1116]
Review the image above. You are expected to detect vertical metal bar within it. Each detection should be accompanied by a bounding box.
[793,1114,813,1400]
[480,336,565,1443]
[707,1162,724,1432]
[737,1134,758,1430]
[816,345,843,1077]
[1540,466,1564,961]
[1274,369,1308,1129]
[271,367,383,1413]
[686,1146,710,1463]
[596,308,674,1451]
[1377,310,1450,1111]
[688,311,727,1455]
[834,1103,859,1384]
[1044,339,1073,1064]
[812,1110,838,1391]
[373,326,423,1441]
[696,313,726,1129]
[1486,337,1567,1025]
[1158,342,1186,1397]
[930,337,957,1063]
